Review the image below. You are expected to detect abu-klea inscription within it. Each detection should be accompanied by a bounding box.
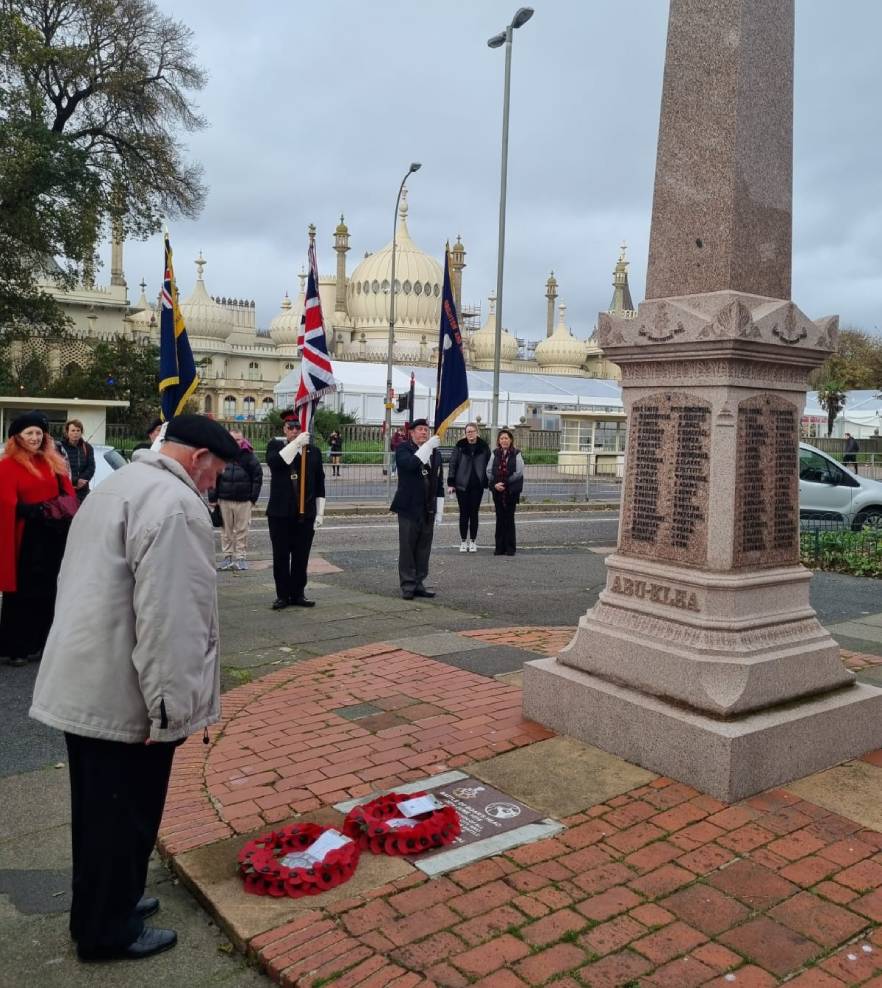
[733,395,799,567]
[620,393,711,566]
[610,575,700,612]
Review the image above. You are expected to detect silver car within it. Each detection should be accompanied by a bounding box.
[799,441,882,530]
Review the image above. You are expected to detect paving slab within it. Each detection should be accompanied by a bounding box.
[0,766,70,840]
[786,758,882,831]
[828,621,882,644]
[174,807,415,951]
[386,631,491,656]
[467,736,657,818]
[431,643,544,676]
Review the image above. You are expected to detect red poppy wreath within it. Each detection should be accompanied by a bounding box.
[343,791,461,856]
[238,822,360,897]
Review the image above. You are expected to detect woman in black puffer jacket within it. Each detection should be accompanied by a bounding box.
[447,423,490,552]
[208,431,263,571]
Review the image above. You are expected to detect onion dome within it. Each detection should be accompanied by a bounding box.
[535,303,588,373]
[180,254,235,341]
[126,279,156,328]
[471,292,519,364]
[269,292,300,346]
[346,190,442,331]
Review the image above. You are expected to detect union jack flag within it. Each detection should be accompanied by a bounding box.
[294,234,337,432]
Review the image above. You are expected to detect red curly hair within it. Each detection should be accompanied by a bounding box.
[3,432,68,477]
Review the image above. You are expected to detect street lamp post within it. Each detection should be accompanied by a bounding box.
[383,162,422,491]
[488,7,533,446]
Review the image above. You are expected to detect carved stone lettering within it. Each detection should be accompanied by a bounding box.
[620,393,711,566]
[733,395,799,567]
[610,574,700,612]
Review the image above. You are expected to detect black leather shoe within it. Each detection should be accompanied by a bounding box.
[289,596,315,607]
[135,895,159,920]
[271,598,289,610]
[413,588,436,598]
[401,591,414,600]
[78,927,177,962]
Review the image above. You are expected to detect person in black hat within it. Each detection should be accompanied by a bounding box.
[265,410,326,609]
[30,412,239,963]
[390,418,444,599]
[0,410,76,666]
[130,417,164,456]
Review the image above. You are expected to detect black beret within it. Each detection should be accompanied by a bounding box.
[280,408,299,423]
[410,418,430,429]
[163,414,241,461]
[8,410,50,437]
[146,417,163,436]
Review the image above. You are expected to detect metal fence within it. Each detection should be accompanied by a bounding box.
[800,527,882,576]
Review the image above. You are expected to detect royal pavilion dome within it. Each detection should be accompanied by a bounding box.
[346,190,443,352]
[269,290,302,347]
[534,302,588,375]
[471,292,519,366]
[125,280,156,330]
[180,254,235,342]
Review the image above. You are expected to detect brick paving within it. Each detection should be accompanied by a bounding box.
[158,631,882,985]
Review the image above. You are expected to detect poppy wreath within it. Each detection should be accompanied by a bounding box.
[342,791,461,856]
[237,822,360,898]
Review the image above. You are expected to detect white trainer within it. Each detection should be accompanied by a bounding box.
[468,540,478,552]
[217,557,235,571]
[235,559,248,571]
[459,540,468,552]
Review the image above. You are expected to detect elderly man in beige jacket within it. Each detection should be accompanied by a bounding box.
[30,415,240,963]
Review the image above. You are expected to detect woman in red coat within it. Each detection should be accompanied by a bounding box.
[0,411,75,666]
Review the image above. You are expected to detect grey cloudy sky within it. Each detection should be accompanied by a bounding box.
[115,0,882,341]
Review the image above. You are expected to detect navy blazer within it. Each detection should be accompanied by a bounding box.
[265,438,325,521]
[390,440,444,522]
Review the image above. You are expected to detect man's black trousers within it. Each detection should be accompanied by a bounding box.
[268,516,315,601]
[397,514,434,593]
[65,732,176,951]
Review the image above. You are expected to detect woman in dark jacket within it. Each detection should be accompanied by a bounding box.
[60,419,95,501]
[328,430,343,477]
[0,411,76,665]
[447,423,490,552]
[208,430,263,571]
[487,428,525,556]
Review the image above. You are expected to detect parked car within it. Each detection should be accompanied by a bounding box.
[799,441,882,530]
[90,444,128,490]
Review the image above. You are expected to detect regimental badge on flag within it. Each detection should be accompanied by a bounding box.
[433,244,469,438]
[158,233,199,421]
[294,230,337,433]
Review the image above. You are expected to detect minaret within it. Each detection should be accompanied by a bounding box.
[608,242,635,315]
[334,214,350,313]
[450,235,466,313]
[545,271,558,337]
[111,217,126,287]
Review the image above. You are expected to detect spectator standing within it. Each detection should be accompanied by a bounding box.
[487,428,525,556]
[0,411,76,666]
[447,423,490,552]
[60,419,96,501]
[265,411,326,610]
[131,418,163,455]
[390,418,444,599]
[209,429,262,571]
[29,414,240,963]
[390,425,407,476]
[844,432,860,473]
[328,430,343,478]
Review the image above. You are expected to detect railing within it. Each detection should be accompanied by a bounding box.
[800,527,882,577]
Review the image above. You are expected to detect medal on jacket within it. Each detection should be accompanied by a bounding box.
[421,466,428,477]
[290,470,299,492]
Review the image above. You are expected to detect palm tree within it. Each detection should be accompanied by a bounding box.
[816,379,847,437]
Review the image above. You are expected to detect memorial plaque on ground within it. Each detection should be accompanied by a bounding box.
[406,776,544,862]
[733,394,800,568]
[620,392,711,566]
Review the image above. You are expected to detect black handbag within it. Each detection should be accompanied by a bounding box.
[209,504,223,528]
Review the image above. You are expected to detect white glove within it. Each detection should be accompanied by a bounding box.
[414,434,440,465]
[434,496,444,527]
[279,432,310,464]
[150,421,168,452]
[314,497,326,530]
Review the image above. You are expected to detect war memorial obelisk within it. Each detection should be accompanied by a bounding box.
[523,0,882,801]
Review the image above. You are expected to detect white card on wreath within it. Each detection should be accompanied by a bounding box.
[304,829,352,862]
[397,794,444,818]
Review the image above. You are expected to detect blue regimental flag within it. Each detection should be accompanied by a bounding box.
[158,233,199,421]
[434,245,469,437]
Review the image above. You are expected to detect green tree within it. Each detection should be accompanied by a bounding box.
[816,379,847,438]
[47,337,162,426]
[0,0,207,332]
[810,328,882,391]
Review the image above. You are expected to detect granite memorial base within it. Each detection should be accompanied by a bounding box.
[523,656,882,802]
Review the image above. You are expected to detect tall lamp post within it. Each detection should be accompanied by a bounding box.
[384,161,422,490]
[488,7,534,445]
